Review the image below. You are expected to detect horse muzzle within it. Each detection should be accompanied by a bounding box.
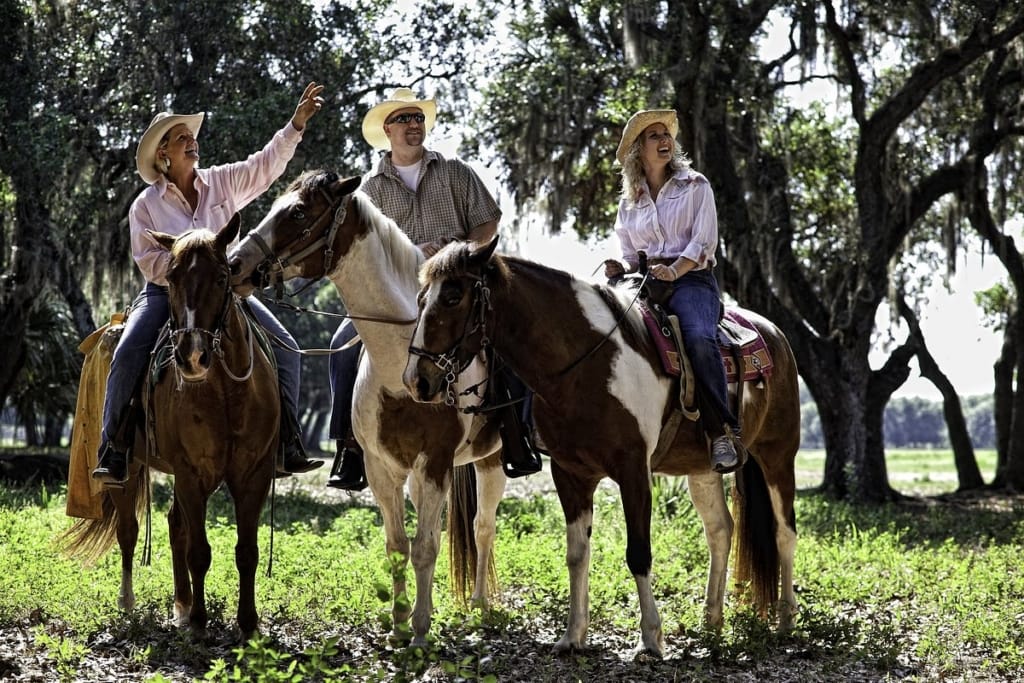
[402,356,446,404]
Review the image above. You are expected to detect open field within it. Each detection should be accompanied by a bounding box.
[0,448,1021,681]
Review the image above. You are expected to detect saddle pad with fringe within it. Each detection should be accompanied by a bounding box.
[640,306,773,383]
[67,314,124,519]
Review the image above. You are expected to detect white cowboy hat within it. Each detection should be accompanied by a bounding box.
[361,87,437,150]
[135,111,205,184]
[615,109,679,165]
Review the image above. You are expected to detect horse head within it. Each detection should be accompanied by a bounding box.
[149,215,239,382]
[227,170,362,296]
[404,235,501,403]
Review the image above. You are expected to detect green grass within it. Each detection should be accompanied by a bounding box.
[0,450,1021,681]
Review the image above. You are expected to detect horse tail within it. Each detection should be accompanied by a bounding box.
[731,454,779,615]
[59,466,147,564]
[447,463,495,604]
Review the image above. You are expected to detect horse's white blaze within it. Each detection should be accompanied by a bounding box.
[571,281,669,458]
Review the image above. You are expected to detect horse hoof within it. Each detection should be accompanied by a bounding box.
[633,645,664,661]
[552,638,584,656]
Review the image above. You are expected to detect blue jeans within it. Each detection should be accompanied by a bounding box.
[100,282,302,449]
[328,320,361,440]
[665,269,737,431]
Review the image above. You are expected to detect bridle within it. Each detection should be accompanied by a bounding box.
[245,186,348,297]
[167,263,255,383]
[408,263,650,408]
[408,274,493,407]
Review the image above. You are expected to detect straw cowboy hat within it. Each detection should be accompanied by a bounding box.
[615,109,679,165]
[361,87,437,150]
[135,111,205,184]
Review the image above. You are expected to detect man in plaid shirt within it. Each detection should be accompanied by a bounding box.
[327,88,540,490]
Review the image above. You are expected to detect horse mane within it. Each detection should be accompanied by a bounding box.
[422,242,649,346]
[287,169,423,281]
[350,190,423,279]
[594,282,650,349]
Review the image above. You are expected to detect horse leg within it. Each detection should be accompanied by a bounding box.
[471,455,505,607]
[406,459,450,647]
[167,492,192,628]
[175,484,212,640]
[227,471,270,642]
[108,468,142,612]
[616,467,664,658]
[762,457,798,631]
[687,471,733,632]
[365,452,412,640]
[550,460,596,654]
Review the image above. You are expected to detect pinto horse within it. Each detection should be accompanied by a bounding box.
[227,170,506,646]
[62,216,279,641]
[404,237,800,657]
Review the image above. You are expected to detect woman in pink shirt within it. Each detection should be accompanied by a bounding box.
[604,109,739,474]
[92,83,326,485]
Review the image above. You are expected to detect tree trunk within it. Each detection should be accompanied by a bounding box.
[0,198,54,409]
[897,296,984,489]
[1002,309,1024,491]
[991,322,1015,486]
[806,352,900,502]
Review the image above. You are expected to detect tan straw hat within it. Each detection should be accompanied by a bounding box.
[135,112,205,184]
[361,87,437,150]
[615,109,679,165]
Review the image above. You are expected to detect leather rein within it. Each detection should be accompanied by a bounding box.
[407,266,649,409]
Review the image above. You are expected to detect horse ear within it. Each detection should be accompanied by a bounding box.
[332,175,362,197]
[147,229,176,251]
[215,213,241,253]
[469,235,500,267]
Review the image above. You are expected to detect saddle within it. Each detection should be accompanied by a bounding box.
[641,306,774,386]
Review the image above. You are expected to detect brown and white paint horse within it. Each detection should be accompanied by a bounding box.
[63,217,280,641]
[404,237,800,657]
[227,170,506,646]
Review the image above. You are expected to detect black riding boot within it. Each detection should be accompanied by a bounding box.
[92,442,129,486]
[92,402,137,487]
[277,413,323,475]
[495,369,542,478]
[326,437,368,491]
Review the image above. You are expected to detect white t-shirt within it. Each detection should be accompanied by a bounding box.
[394,159,422,191]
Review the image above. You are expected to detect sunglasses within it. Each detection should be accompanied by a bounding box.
[387,112,426,125]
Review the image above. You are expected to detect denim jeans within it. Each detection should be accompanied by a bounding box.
[100,282,301,449]
[665,269,737,431]
[328,320,361,440]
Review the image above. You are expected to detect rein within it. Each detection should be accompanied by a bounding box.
[409,266,649,410]
[245,186,416,349]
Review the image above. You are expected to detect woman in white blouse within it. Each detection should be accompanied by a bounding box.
[603,109,739,473]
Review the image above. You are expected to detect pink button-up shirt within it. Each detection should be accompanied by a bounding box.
[128,122,303,286]
[613,167,719,271]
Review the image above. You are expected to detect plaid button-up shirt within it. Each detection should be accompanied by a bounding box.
[362,149,501,245]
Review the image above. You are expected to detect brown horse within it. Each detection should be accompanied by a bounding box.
[404,237,800,657]
[62,216,279,641]
[227,170,506,647]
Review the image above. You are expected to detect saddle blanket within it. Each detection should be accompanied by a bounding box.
[642,306,774,384]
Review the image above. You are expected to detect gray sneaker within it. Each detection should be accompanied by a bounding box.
[711,435,739,474]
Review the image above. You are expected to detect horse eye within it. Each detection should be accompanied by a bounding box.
[440,281,463,307]
[291,208,305,220]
